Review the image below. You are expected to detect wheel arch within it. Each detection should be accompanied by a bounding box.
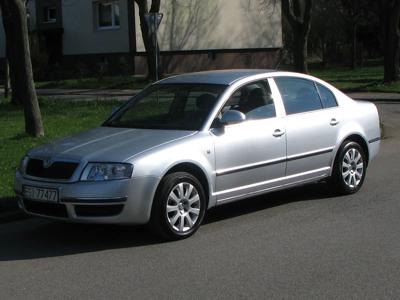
[162,162,212,208]
[331,134,370,173]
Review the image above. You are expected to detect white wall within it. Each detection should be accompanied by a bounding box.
[135,0,282,52]
[0,0,282,59]
[62,0,130,55]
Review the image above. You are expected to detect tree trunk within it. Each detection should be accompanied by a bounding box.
[350,22,357,70]
[134,0,161,81]
[8,55,18,104]
[5,22,20,105]
[0,0,44,136]
[293,27,309,73]
[4,59,10,98]
[281,0,313,73]
[321,41,327,68]
[382,0,400,83]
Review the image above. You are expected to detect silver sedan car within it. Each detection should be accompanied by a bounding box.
[14,70,380,240]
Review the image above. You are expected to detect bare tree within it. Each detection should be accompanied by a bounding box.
[281,0,313,73]
[4,59,9,98]
[309,0,344,67]
[340,0,375,69]
[0,0,44,137]
[134,0,161,81]
[380,0,400,83]
[341,1,362,69]
[4,19,19,104]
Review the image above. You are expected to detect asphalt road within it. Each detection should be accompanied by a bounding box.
[0,103,399,299]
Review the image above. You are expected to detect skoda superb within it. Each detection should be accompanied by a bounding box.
[15,70,380,240]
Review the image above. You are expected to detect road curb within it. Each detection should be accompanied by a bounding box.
[0,210,28,224]
[346,93,400,102]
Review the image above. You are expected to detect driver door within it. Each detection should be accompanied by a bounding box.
[211,80,287,203]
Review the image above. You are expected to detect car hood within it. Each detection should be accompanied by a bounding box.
[28,126,196,162]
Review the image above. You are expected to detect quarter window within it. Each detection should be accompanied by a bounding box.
[275,77,322,115]
[96,1,120,29]
[316,83,338,108]
[222,81,276,120]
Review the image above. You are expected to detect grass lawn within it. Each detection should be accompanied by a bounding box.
[1,65,398,93]
[33,66,400,93]
[34,75,150,90]
[310,66,400,93]
[0,98,121,198]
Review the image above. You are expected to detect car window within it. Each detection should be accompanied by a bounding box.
[105,84,225,130]
[221,80,276,120]
[316,83,338,108]
[274,77,323,115]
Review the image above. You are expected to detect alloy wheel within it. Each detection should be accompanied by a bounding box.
[166,182,201,233]
[341,148,364,189]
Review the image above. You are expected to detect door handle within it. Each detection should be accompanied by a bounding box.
[273,129,285,137]
[330,118,339,126]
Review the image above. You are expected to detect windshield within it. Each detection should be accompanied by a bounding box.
[104,84,226,130]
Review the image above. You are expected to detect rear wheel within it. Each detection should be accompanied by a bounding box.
[330,141,367,195]
[150,172,206,240]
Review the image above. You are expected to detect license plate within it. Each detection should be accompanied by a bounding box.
[23,185,59,203]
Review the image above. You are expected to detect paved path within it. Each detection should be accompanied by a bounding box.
[1,88,400,102]
[0,103,399,299]
[0,88,140,102]
[347,92,400,101]
[34,88,140,101]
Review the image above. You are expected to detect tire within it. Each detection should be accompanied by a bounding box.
[150,172,206,240]
[330,141,367,195]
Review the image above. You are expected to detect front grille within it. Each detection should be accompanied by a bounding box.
[26,158,78,180]
[74,204,124,217]
[23,199,68,218]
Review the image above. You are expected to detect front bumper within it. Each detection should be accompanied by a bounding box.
[14,171,160,224]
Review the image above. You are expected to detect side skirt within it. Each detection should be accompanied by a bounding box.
[214,167,330,205]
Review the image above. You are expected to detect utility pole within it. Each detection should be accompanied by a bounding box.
[153,13,158,81]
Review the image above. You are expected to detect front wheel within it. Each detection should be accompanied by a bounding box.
[330,141,367,195]
[150,172,206,240]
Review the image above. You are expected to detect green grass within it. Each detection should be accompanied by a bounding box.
[34,75,150,90]
[33,66,400,93]
[311,66,400,93]
[0,98,121,198]
[2,65,398,93]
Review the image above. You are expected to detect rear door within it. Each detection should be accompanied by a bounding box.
[273,77,341,178]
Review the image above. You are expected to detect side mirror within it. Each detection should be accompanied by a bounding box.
[220,110,246,125]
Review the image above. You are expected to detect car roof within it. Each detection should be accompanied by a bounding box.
[157,69,275,86]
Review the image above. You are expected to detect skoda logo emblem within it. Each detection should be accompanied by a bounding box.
[43,158,53,168]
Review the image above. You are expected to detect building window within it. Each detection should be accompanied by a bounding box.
[96,1,120,29]
[44,6,57,23]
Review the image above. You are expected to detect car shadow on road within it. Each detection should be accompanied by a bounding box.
[0,182,335,261]
[204,182,334,224]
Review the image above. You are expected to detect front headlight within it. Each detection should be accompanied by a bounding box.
[80,163,133,181]
[18,156,29,174]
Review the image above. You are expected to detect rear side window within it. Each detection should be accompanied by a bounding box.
[316,83,338,108]
[274,77,322,115]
